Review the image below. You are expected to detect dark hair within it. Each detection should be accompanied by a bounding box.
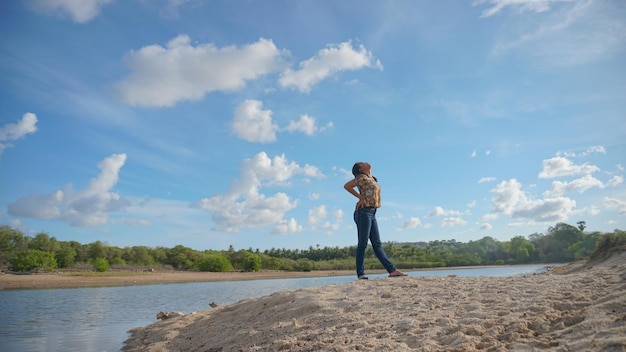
[351,163,363,177]
[351,162,378,182]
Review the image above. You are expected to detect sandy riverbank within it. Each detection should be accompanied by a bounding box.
[0,269,360,290]
[123,253,626,351]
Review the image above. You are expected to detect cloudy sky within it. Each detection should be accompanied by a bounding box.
[0,0,624,251]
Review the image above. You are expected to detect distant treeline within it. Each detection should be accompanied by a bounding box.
[1,222,624,273]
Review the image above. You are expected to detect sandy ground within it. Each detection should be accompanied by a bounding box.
[122,253,626,352]
[0,270,360,290]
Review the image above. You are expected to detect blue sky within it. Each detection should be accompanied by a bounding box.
[0,0,624,251]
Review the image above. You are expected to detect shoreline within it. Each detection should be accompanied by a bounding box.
[0,264,544,290]
[123,253,626,351]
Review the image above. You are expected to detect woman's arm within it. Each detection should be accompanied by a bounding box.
[344,179,364,209]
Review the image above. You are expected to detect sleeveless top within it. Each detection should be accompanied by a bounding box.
[355,174,381,208]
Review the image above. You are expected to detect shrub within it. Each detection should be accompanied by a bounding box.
[9,249,58,272]
[92,258,109,272]
[199,253,233,272]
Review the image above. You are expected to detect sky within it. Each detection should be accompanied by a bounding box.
[0,0,625,252]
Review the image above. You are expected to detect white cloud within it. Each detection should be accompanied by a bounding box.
[116,36,286,107]
[29,0,115,23]
[272,218,303,234]
[608,175,624,187]
[307,206,342,232]
[557,145,606,158]
[233,102,333,143]
[0,113,38,155]
[473,0,575,18]
[441,217,467,227]
[479,176,497,183]
[480,223,493,230]
[285,115,333,136]
[604,197,626,215]
[491,178,576,222]
[544,174,605,196]
[7,154,129,226]
[398,217,422,230]
[232,100,279,143]
[481,213,499,222]
[279,41,383,93]
[538,156,599,178]
[428,206,462,217]
[308,205,327,225]
[196,152,324,232]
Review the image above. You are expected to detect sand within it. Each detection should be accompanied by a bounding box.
[122,253,626,352]
[0,270,359,290]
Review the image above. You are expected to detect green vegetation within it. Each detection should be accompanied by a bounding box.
[1,222,624,273]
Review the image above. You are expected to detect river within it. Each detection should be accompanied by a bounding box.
[0,265,547,352]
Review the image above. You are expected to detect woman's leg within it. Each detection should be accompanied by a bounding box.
[354,209,372,277]
[369,213,397,273]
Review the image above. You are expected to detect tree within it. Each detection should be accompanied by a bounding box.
[9,249,58,272]
[199,253,233,272]
[509,236,535,263]
[242,253,261,271]
[55,247,77,268]
[92,258,109,272]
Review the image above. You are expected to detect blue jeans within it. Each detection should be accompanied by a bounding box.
[354,207,397,277]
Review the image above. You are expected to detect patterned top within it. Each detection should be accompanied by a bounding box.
[355,174,381,208]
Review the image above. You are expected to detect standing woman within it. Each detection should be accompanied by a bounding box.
[344,162,407,280]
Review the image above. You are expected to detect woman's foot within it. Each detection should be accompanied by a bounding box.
[388,270,408,277]
[358,275,369,280]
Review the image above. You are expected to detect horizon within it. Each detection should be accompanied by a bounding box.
[1,0,625,252]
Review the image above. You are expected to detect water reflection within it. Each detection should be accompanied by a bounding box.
[0,265,547,352]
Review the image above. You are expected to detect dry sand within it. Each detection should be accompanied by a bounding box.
[0,270,358,290]
[123,253,626,352]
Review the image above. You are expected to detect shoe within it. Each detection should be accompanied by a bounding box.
[358,275,369,280]
[388,271,408,277]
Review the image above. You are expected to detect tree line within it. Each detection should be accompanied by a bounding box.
[1,222,624,273]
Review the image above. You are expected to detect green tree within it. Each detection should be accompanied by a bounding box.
[509,236,535,263]
[198,253,233,272]
[9,249,58,272]
[242,253,261,271]
[55,247,77,268]
[92,258,109,272]
[29,232,60,253]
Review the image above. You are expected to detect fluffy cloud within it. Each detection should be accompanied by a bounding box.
[29,0,114,23]
[0,113,38,155]
[232,100,333,143]
[544,174,605,196]
[116,36,287,107]
[279,41,383,93]
[196,152,324,232]
[272,218,303,234]
[538,156,599,178]
[441,217,467,227]
[7,154,129,226]
[307,205,342,232]
[428,206,462,217]
[604,197,626,215]
[479,177,497,183]
[491,179,576,223]
[285,115,333,136]
[398,217,422,230]
[232,100,279,143]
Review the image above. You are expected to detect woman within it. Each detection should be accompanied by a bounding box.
[344,162,407,280]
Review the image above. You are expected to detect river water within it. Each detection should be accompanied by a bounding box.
[0,265,547,352]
